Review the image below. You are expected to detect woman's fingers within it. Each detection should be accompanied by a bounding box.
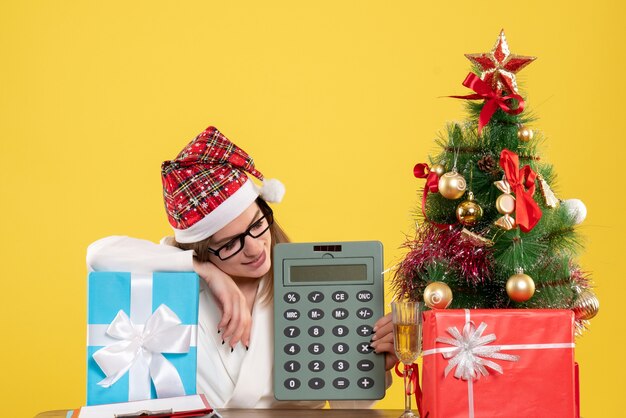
[193,259,252,349]
[371,312,394,344]
[370,312,400,370]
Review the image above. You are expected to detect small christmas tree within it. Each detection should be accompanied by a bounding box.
[393,30,598,335]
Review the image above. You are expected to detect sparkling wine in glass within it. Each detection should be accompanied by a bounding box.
[392,300,423,418]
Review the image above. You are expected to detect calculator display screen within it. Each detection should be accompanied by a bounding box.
[289,264,367,282]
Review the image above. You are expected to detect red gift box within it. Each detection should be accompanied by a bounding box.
[421,309,577,418]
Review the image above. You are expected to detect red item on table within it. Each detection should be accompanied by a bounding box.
[421,309,577,418]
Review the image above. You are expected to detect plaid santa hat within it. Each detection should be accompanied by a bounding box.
[161,126,285,243]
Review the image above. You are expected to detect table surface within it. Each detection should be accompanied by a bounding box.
[35,409,409,418]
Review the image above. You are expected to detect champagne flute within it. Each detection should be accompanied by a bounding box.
[391,300,423,418]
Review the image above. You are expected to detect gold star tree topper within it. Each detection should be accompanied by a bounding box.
[465,30,536,94]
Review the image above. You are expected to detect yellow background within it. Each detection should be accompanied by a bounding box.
[1,1,624,416]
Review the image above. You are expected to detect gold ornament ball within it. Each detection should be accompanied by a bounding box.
[495,194,516,215]
[423,281,453,309]
[456,199,483,226]
[430,164,446,177]
[517,126,534,142]
[438,171,467,200]
[573,289,600,320]
[506,273,535,302]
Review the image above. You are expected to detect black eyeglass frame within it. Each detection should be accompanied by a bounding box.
[207,208,274,261]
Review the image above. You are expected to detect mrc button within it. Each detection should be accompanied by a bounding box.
[284,309,300,320]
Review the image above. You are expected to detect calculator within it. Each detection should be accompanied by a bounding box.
[273,241,385,401]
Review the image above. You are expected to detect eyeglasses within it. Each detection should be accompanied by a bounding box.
[207,209,274,261]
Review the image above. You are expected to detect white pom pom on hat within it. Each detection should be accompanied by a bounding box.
[256,178,286,203]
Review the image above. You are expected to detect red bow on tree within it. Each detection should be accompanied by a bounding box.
[450,73,525,135]
[500,149,542,232]
[413,163,454,230]
[413,163,439,193]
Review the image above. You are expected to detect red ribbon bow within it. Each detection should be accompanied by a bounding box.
[413,163,439,193]
[394,362,423,417]
[450,73,525,135]
[413,164,454,230]
[499,149,542,232]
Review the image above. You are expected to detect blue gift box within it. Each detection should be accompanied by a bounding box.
[86,272,199,405]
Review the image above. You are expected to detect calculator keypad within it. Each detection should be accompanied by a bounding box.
[277,287,383,399]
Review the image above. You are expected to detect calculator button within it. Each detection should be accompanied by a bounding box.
[356,290,373,302]
[332,342,349,354]
[284,309,300,321]
[283,326,300,338]
[357,359,374,372]
[284,361,301,372]
[308,291,325,303]
[332,291,348,302]
[357,325,373,337]
[332,325,349,337]
[356,307,373,320]
[283,292,300,304]
[332,308,349,320]
[333,377,350,389]
[308,378,325,390]
[284,378,301,390]
[332,360,350,372]
[357,342,374,354]
[308,360,325,372]
[308,325,325,337]
[357,377,374,389]
[308,308,324,320]
[308,343,325,355]
[284,343,301,355]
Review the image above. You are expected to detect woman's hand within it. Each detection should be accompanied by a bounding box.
[193,258,252,350]
[370,312,398,371]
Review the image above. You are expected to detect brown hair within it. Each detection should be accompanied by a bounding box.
[174,197,289,304]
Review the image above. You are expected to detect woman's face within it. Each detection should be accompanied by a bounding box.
[207,202,272,280]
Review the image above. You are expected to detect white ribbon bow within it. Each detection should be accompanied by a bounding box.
[92,304,191,398]
[436,321,519,381]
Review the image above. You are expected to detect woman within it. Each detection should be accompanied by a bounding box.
[87,126,396,408]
